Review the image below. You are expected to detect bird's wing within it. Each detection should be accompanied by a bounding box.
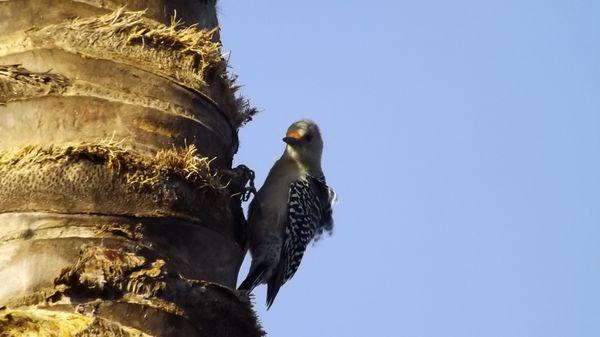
[308,175,336,239]
[266,178,322,308]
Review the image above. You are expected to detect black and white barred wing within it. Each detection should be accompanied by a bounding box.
[309,176,336,239]
[283,176,336,282]
[282,179,320,281]
[266,177,336,308]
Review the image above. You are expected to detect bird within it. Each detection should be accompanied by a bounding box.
[238,119,336,308]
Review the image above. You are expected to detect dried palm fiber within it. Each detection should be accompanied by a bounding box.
[0,59,234,165]
[0,142,223,187]
[0,0,219,36]
[0,143,236,229]
[0,8,219,91]
[0,8,256,130]
[0,308,151,337]
[0,64,70,104]
[0,64,209,126]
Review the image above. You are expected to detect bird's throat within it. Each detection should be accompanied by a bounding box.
[284,146,322,177]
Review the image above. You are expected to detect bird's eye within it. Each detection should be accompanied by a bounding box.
[304,134,313,142]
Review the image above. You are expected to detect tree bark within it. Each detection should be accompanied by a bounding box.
[0,1,262,336]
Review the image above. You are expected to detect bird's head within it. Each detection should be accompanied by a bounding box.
[283,119,324,164]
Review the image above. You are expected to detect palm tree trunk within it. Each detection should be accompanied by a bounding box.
[0,1,261,336]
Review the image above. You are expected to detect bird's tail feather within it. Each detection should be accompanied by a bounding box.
[238,262,267,292]
[265,258,286,309]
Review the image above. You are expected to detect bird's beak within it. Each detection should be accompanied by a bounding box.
[283,130,303,145]
[283,137,302,145]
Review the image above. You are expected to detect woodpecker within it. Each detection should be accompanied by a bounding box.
[238,119,335,308]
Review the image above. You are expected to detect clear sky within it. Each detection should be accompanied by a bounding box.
[218,1,600,336]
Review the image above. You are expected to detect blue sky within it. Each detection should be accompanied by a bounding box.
[218,1,600,336]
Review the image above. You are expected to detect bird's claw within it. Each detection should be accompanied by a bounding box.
[236,164,256,202]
